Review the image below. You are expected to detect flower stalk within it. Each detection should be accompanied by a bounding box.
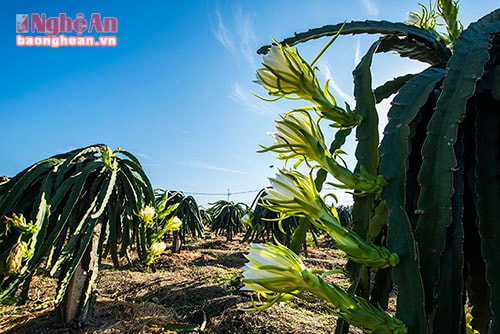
[262,170,398,268]
[241,243,407,333]
[260,111,386,197]
[255,42,360,128]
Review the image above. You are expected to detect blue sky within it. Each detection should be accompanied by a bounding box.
[1,1,498,207]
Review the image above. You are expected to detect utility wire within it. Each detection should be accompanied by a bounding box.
[184,187,344,197]
[184,189,261,196]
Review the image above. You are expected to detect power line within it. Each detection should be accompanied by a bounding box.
[184,189,262,196]
[184,187,353,208]
[185,187,343,197]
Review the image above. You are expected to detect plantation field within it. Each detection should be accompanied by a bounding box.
[0,230,369,333]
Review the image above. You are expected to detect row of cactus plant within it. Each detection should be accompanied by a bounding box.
[0,144,321,326]
[206,199,248,241]
[0,144,181,325]
[154,189,205,253]
[242,1,500,333]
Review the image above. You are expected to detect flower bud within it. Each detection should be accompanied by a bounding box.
[137,205,156,227]
[5,241,28,275]
[241,243,406,333]
[263,169,397,268]
[256,42,360,128]
[242,243,309,294]
[145,241,167,265]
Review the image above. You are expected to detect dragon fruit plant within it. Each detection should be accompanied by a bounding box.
[242,1,500,333]
[0,144,180,325]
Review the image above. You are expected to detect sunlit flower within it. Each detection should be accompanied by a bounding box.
[263,169,328,222]
[167,216,182,231]
[256,42,317,99]
[259,110,384,197]
[260,110,328,164]
[405,1,462,47]
[240,213,252,227]
[145,241,167,265]
[262,169,398,268]
[256,42,361,128]
[242,243,308,294]
[150,241,167,255]
[150,216,183,244]
[241,243,407,333]
[137,205,156,227]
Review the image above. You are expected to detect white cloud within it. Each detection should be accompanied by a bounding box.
[136,152,150,159]
[359,0,379,17]
[173,127,188,134]
[234,8,258,68]
[214,9,235,52]
[229,81,281,117]
[213,7,258,67]
[354,37,361,66]
[179,160,248,175]
[319,61,356,107]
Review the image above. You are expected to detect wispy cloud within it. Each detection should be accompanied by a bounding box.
[178,160,248,175]
[358,0,379,17]
[173,127,189,134]
[212,7,258,67]
[136,152,150,160]
[354,37,361,66]
[214,9,235,52]
[57,146,77,154]
[319,61,356,107]
[229,81,281,117]
[234,8,257,68]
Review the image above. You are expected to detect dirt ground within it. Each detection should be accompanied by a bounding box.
[0,231,367,334]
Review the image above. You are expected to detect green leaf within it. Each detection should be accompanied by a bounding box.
[379,66,445,333]
[54,145,103,186]
[258,20,450,63]
[120,159,154,204]
[54,217,98,305]
[90,169,117,219]
[474,91,500,332]
[50,174,105,276]
[481,65,500,100]
[353,39,380,179]
[115,148,144,168]
[289,217,310,254]
[107,190,120,267]
[415,10,500,321]
[377,35,446,65]
[374,74,416,104]
[338,39,380,334]
[0,159,60,214]
[433,124,465,333]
